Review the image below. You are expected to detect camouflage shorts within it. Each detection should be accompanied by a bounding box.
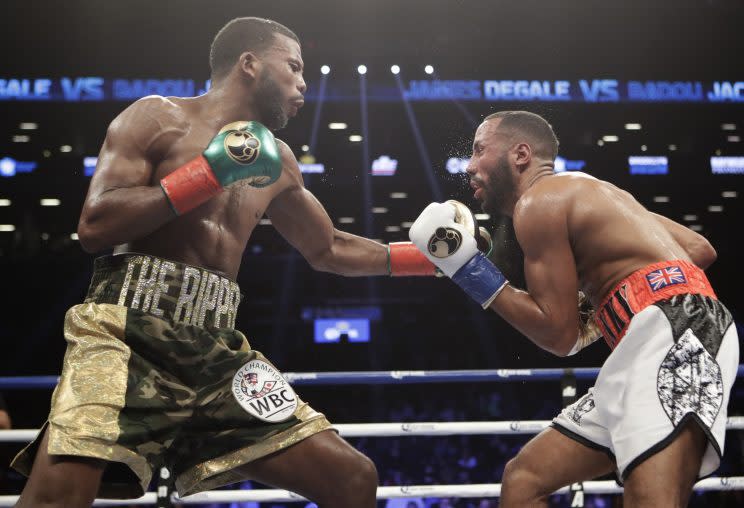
[11,254,332,499]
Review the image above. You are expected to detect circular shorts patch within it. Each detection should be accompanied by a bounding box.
[232,359,298,423]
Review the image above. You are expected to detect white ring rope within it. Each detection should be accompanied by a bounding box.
[3,371,742,505]
[1,478,744,506]
[2,417,744,442]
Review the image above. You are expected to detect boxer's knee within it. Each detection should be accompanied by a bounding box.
[305,444,378,507]
[16,430,103,508]
[332,453,378,503]
[501,456,550,506]
[17,476,99,508]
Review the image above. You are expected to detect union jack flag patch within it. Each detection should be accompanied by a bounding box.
[646,266,687,292]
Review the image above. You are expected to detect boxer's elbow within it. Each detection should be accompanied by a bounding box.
[550,341,576,358]
[305,239,340,273]
[0,410,11,430]
[77,225,106,253]
[77,215,111,253]
[537,326,577,357]
[306,231,357,275]
[307,248,334,273]
[543,341,574,358]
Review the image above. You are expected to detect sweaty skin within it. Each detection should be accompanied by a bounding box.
[19,30,383,508]
[523,172,702,305]
[77,36,387,280]
[467,118,715,356]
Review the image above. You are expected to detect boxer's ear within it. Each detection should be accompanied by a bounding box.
[514,142,532,172]
[238,51,260,81]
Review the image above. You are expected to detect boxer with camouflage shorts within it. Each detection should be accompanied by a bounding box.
[12,17,439,508]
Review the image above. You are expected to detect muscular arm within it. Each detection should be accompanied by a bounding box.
[651,212,716,269]
[266,144,388,276]
[487,195,580,356]
[77,97,180,253]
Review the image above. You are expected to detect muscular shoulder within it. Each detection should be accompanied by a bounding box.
[516,175,567,217]
[276,138,303,185]
[513,174,575,241]
[515,172,623,243]
[107,95,189,157]
[263,139,310,206]
[110,96,186,131]
[519,172,605,213]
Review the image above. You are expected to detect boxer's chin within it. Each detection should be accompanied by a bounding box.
[480,194,500,216]
[480,182,514,216]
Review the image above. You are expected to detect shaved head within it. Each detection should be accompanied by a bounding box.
[483,111,559,160]
[210,17,299,80]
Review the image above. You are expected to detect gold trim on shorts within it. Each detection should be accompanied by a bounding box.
[11,303,153,498]
[176,402,334,496]
[12,302,336,499]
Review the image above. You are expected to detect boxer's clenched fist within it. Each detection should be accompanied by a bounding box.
[410,200,508,308]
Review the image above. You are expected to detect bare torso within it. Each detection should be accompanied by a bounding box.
[112,96,293,279]
[526,172,691,306]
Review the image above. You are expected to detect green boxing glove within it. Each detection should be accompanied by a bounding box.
[160,121,282,215]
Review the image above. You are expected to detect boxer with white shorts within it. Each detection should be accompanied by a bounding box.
[552,260,737,481]
[410,111,738,507]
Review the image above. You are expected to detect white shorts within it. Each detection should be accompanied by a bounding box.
[553,294,739,481]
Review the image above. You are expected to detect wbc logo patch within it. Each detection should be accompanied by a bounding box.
[232,359,298,423]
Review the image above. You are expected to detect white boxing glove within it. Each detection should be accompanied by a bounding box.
[409,202,479,277]
[410,201,508,308]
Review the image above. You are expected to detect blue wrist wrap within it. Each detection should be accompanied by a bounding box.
[451,252,508,308]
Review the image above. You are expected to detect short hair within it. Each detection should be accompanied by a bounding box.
[210,17,299,80]
[484,111,559,160]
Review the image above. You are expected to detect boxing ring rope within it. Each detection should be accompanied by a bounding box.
[1,367,743,505]
[3,418,744,442]
[2,477,744,506]
[2,364,744,389]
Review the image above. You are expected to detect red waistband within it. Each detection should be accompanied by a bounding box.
[595,260,716,350]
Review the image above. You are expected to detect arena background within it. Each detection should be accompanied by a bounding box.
[0,1,742,506]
